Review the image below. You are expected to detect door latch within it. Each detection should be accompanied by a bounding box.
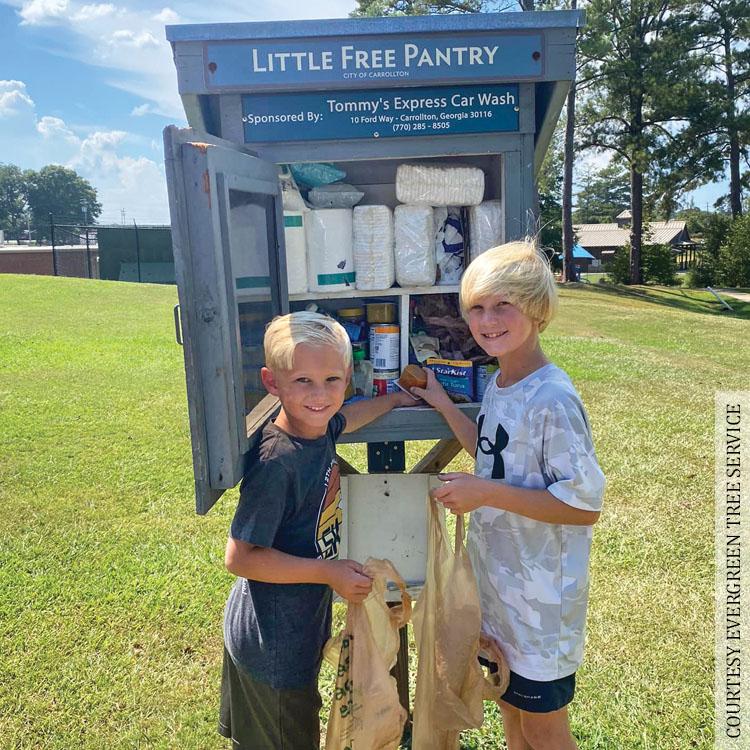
[173,304,183,345]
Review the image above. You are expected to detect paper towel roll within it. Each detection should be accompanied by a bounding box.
[305,209,355,292]
[353,205,395,291]
[284,211,308,295]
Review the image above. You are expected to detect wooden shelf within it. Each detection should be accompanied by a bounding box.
[289,284,460,302]
[337,403,479,445]
[235,284,461,303]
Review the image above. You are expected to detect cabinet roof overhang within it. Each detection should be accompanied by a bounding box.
[166,10,584,173]
[166,10,582,45]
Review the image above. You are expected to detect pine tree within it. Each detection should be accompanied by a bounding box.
[573,163,630,223]
[690,0,750,217]
[577,0,704,283]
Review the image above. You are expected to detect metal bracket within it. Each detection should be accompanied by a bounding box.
[367,441,405,473]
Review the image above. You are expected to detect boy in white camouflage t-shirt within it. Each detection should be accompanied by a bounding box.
[412,241,605,750]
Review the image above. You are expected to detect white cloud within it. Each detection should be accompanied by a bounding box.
[18,0,69,25]
[131,103,152,117]
[0,81,169,222]
[3,1,363,221]
[110,29,160,48]
[0,80,35,117]
[36,115,79,143]
[152,7,180,24]
[72,3,116,21]
[68,129,168,222]
[9,0,358,120]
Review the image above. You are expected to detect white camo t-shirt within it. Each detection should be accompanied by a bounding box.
[467,363,605,681]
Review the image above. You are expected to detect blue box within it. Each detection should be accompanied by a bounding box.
[426,358,475,403]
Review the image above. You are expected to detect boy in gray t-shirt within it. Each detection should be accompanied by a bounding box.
[412,242,605,750]
[220,312,416,750]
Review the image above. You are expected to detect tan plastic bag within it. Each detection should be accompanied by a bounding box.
[412,498,510,750]
[324,558,412,750]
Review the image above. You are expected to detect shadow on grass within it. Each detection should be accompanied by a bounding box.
[565,281,750,320]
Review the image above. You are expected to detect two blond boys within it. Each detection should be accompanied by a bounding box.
[220,241,605,750]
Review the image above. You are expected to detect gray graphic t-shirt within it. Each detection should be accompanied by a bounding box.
[468,364,605,681]
[224,413,346,689]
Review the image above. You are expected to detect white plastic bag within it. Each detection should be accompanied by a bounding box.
[279,167,308,212]
[394,205,436,287]
[308,183,365,209]
[468,200,504,262]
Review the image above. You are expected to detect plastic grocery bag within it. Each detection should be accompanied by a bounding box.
[323,558,412,750]
[411,498,510,750]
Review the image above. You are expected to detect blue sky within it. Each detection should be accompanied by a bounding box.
[0,1,726,225]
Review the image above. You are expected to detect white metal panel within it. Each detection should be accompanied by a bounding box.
[339,473,440,599]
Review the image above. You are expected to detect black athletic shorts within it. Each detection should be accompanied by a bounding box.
[219,648,322,750]
[479,656,576,713]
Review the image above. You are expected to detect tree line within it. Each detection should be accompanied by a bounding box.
[352,0,749,285]
[0,164,102,243]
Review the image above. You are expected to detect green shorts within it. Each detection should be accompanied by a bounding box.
[219,648,322,750]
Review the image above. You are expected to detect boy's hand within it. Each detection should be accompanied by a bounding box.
[430,472,488,514]
[410,368,453,413]
[325,559,373,603]
[390,388,422,408]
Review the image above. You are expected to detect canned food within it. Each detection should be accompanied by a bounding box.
[370,324,400,371]
[338,307,366,321]
[476,364,499,401]
[366,302,397,324]
[373,369,399,396]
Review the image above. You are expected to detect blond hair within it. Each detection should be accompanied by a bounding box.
[264,311,352,371]
[460,240,558,332]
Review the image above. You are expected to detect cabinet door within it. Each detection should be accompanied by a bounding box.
[163,126,287,514]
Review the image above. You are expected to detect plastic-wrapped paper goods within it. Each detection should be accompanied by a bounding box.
[305,208,355,292]
[353,205,395,290]
[468,200,504,262]
[394,205,437,287]
[279,167,307,212]
[308,183,365,209]
[396,163,485,206]
[284,211,308,295]
[434,207,465,285]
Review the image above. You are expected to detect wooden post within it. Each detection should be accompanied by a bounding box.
[410,438,462,475]
[336,454,360,476]
[388,603,412,735]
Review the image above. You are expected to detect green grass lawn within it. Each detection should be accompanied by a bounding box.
[2,274,746,749]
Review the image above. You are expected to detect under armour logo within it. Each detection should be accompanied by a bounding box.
[477,414,509,479]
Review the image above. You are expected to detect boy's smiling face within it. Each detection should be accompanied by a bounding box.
[261,343,351,439]
[466,293,538,359]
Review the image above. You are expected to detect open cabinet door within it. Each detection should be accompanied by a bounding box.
[164,126,287,514]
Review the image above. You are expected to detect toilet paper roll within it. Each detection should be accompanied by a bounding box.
[305,208,355,292]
